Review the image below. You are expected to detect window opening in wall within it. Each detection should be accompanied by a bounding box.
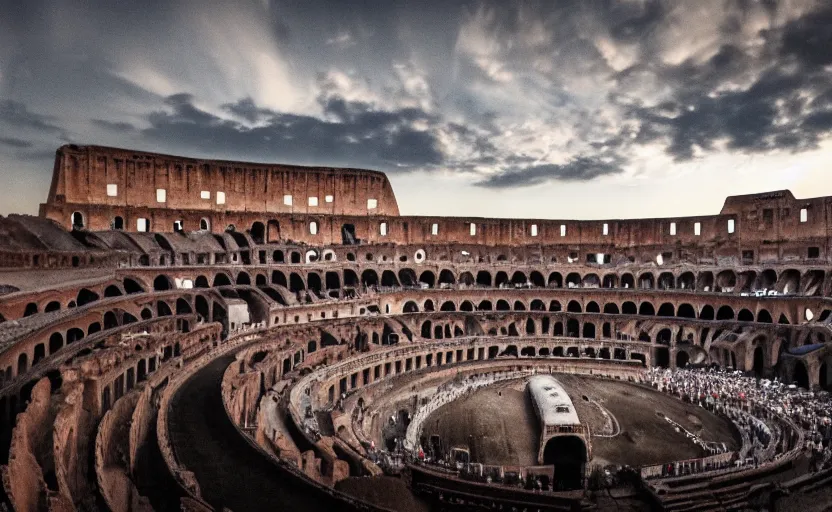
[325,195,333,203]
[309,221,318,235]
[137,218,149,232]
[201,190,211,199]
[156,188,166,203]
[283,194,292,206]
[200,218,210,230]
[112,216,124,230]
[603,223,608,235]
[560,224,566,237]
[380,222,388,236]
[808,247,820,259]
[728,219,735,233]
[367,198,378,209]
[216,191,226,205]
[107,184,118,196]
[742,250,754,263]
[431,223,439,236]
[308,196,318,206]
[341,224,357,245]
[470,223,477,236]
[173,220,183,232]
[71,211,85,230]
[669,222,676,235]
[694,222,701,236]
[800,208,808,222]
[531,224,538,236]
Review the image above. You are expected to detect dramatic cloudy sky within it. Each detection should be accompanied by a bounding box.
[1,0,831,218]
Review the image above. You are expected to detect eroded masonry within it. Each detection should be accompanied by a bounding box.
[1,144,831,511]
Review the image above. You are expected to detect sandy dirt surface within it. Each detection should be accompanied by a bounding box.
[423,375,740,469]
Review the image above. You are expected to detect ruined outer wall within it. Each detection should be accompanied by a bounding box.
[42,144,400,217]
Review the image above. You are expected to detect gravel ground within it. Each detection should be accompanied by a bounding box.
[423,374,740,468]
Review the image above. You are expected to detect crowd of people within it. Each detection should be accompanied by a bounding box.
[646,366,832,476]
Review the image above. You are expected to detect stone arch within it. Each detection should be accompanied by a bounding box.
[438,269,456,286]
[582,274,600,288]
[622,301,636,315]
[658,272,675,290]
[603,303,619,314]
[677,272,695,290]
[361,270,379,287]
[677,303,695,318]
[638,302,655,315]
[638,272,654,289]
[620,273,635,289]
[602,274,618,288]
[566,300,582,313]
[757,309,772,323]
[529,271,545,287]
[476,270,492,287]
[381,270,399,287]
[565,273,581,288]
[585,301,600,313]
[716,305,735,320]
[542,436,587,490]
[715,270,737,292]
[737,309,754,322]
[289,272,306,292]
[548,272,563,288]
[657,303,674,317]
[153,275,173,291]
[419,271,435,288]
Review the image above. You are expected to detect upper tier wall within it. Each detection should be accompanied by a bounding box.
[39,146,832,250]
[44,145,400,216]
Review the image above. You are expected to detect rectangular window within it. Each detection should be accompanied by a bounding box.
[670,222,676,235]
[308,196,318,206]
[283,194,292,206]
[380,222,388,236]
[216,191,226,205]
[325,195,333,203]
[367,198,378,209]
[470,223,477,236]
[431,223,439,236]
[800,208,808,222]
[530,224,538,237]
[200,190,210,199]
[560,224,567,237]
[602,223,608,236]
[728,219,735,233]
[106,184,118,197]
[156,188,166,203]
[309,221,318,235]
[694,222,701,236]
[137,218,149,232]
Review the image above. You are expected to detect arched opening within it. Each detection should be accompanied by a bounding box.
[124,278,144,294]
[820,363,830,391]
[49,332,64,354]
[398,269,417,287]
[548,272,563,288]
[403,301,419,313]
[700,305,715,320]
[753,346,765,377]
[478,300,492,311]
[104,285,122,298]
[585,301,600,313]
[658,272,675,290]
[496,300,510,311]
[716,306,734,320]
[460,300,474,312]
[362,270,379,287]
[476,270,492,287]
[603,303,619,314]
[602,274,618,288]
[514,300,526,311]
[271,271,287,288]
[77,288,100,306]
[567,300,582,313]
[737,309,754,322]
[438,269,456,286]
[677,272,695,290]
[419,271,435,288]
[307,273,322,292]
[622,302,636,315]
[250,222,265,244]
[793,361,809,389]
[543,436,587,491]
[549,300,562,312]
[620,273,635,289]
[657,303,674,317]
[676,351,690,368]
[529,271,545,287]
[424,299,435,312]
[236,272,251,285]
[511,271,528,287]
[153,276,172,291]
[638,272,654,289]
[44,301,61,312]
[289,273,306,292]
[495,271,509,288]
[325,272,341,290]
[381,270,399,287]
[104,311,119,329]
[440,301,456,312]
[567,319,579,337]
[582,323,595,338]
[565,273,581,288]
[530,299,545,311]
[638,302,655,315]
[71,211,85,230]
[157,301,172,317]
[677,303,695,318]
[111,216,124,230]
[17,353,28,375]
[757,309,772,323]
[715,270,737,292]
[458,271,475,286]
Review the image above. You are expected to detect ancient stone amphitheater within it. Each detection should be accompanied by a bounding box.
[1,144,831,511]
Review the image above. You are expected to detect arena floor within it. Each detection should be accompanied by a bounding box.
[422,374,741,468]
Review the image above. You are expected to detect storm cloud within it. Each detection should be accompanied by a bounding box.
[1,0,832,215]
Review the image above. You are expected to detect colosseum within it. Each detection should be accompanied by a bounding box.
[1,143,831,511]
